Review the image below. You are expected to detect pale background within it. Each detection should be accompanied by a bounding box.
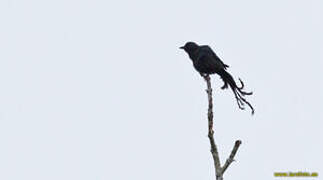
[0,0,322,179]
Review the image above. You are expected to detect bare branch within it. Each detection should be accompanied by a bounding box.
[221,140,242,174]
[201,74,243,180]
[202,74,222,179]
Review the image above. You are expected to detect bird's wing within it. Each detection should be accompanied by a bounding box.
[196,49,225,73]
[200,45,229,69]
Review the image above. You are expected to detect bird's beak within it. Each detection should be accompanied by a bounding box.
[179,46,184,49]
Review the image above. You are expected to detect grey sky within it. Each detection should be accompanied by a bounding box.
[0,0,322,179]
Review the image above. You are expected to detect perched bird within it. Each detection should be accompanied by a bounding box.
[180,41,254,114]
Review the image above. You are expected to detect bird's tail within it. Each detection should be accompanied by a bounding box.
[218,69,255,115]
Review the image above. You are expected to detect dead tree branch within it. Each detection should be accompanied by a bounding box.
[201,74,242,180]
[221,140,242,174]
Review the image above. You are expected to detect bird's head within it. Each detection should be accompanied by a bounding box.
[179,42,199,53]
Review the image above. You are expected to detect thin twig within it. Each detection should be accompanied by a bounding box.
[221,140,242,174]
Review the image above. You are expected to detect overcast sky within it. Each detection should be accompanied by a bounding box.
[0,0,322,179]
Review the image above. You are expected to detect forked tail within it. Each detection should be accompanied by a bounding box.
[219,69,255,115]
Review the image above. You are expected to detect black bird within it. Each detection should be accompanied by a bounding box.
[180,41,254,114]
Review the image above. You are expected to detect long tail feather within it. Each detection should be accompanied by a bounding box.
[219,70,255,115]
